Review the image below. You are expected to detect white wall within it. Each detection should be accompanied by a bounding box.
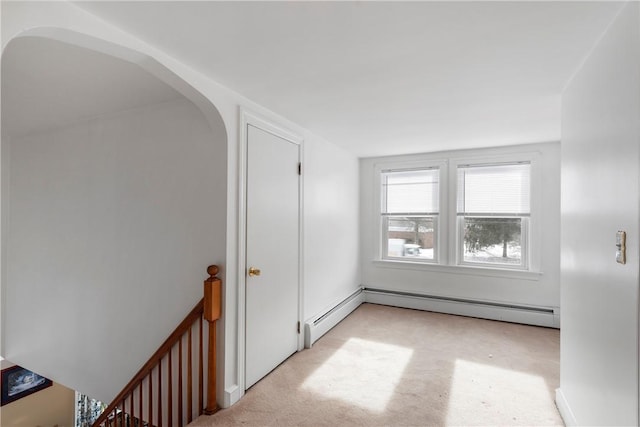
[558,3,639,425]
[1,1,361,407]
[360,142,560,317]
[303,137,360,320]
[4,98,225,402]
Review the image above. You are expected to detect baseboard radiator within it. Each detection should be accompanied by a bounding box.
[304,288,365,348]
[304,286,558,349]
[364,288,560,328]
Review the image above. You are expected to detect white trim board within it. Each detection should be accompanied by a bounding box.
[304,288,364,348]
[364,288,560,328]
[237,107,304,397]
[555,388,578,426]
[223,385,242,408]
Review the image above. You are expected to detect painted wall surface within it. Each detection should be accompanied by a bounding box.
[1,1,361,407]
[0,360,75,427]
[303,137,360,320]
[559,3,639,425]
[360,142,560,311]
[5,98,225,402]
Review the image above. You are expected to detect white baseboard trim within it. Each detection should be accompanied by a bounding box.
[364,288,560,328]
[304,288,364,348]
[223,384,242,408]
[555,388,577,426]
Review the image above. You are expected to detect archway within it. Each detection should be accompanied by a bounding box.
[1,29,228,410]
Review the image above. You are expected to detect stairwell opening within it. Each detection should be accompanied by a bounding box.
[1,29,228,425]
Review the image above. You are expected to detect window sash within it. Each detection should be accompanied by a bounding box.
[382,215,438,262]
[457,215,529,269]
[456,212,530,218]
[457,162,530,216]
[382,167,440,215]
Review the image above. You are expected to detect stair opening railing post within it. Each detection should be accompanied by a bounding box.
[203,265,222,415]
[91,265,222,427]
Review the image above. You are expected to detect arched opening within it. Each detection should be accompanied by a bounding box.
[1,30,228,411]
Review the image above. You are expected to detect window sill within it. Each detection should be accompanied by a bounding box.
[372,259,542,281]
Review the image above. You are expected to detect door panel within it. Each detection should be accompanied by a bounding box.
[245,124,300,389]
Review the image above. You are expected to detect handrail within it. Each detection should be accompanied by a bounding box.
[92,265,222,427]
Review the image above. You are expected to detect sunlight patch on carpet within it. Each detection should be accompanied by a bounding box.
[446,359,554,426]
[301,337,413,413]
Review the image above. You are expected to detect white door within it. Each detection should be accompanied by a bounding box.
[245,124,300,389]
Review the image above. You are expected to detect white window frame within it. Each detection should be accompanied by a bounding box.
[375,159,448,264]
[454,161,531,270]
[449,153,541,273]
[374,151,541,275]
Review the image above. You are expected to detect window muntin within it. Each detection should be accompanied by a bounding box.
[457,162,530,269]
[381,168,439,261]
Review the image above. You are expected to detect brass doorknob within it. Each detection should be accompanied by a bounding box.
[248,267,261,277]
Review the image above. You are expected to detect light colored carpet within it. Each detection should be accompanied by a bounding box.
[191,303,562,426]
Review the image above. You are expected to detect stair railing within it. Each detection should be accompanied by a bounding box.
[92,265,222,427]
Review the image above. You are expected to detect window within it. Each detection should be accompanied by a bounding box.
[381,167,439,262]
[457,162,530,269]
[376,153,538,273]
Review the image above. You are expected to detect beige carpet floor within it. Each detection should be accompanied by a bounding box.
[191,303,562,426]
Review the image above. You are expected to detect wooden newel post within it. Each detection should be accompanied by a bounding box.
[203,265,222,415]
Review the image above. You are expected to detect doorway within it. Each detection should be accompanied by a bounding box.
[242,117,302,389]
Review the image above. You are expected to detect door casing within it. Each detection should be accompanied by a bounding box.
[237,108,304,394]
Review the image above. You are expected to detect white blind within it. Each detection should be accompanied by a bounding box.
[457,163,530,216]
[382,168,439,214]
